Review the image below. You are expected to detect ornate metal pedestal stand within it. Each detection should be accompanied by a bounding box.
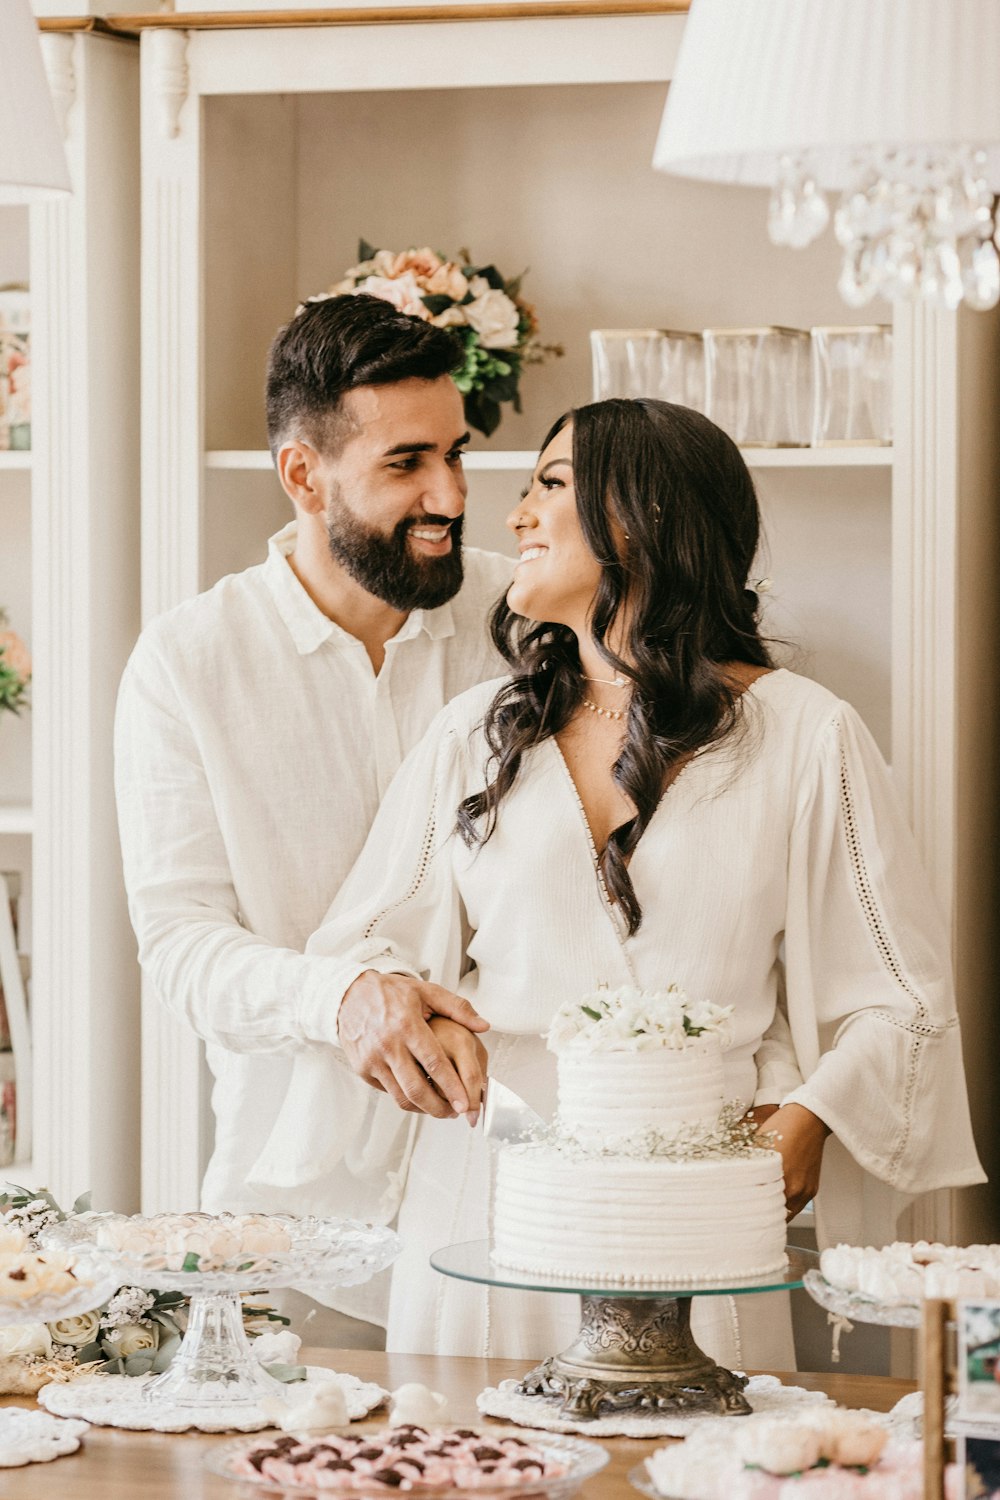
[519,1293,750,1418]
[431,1242,815,1423]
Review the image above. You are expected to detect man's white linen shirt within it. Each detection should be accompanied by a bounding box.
[115,521,513,1212]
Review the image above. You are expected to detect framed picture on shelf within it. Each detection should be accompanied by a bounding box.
[0,285,30,452]
[958,1301,1000,1423]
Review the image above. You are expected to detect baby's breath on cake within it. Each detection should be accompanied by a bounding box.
[540,1102,775,1163]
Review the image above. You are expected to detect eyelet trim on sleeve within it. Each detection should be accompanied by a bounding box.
[363,783,440,942]
[838,730,932,1182]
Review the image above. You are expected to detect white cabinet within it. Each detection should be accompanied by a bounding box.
[0,31,142,1211]
[138,14,1000,1247]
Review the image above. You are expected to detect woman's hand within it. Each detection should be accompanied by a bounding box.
[427,1016,488,1127]
[337,970,489,1120]
[754,1102,831,1219]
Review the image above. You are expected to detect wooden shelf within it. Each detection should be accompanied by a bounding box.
[0,453,31,471]
[0,805,33,836]
[205,446,893,473]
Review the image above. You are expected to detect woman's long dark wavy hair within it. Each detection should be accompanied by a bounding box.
[457,397,774,936]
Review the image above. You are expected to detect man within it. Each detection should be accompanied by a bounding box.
[115,294,512,1338]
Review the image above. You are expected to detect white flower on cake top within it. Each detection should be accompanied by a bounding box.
[547,983,732,1053]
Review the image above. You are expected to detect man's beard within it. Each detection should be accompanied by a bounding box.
[325,496,465,612]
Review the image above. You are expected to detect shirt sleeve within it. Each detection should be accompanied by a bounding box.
[780,703,984,1194]
[114,635,368,1055]
[303,704,472,1041]
[752,971,804,1106]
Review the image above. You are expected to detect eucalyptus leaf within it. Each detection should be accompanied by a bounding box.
[76,1341,105,1364]
[150,1331,181,1374]
[263,1362,308,1384]
[71,1191,92,1215]
[123,1350,157,1377]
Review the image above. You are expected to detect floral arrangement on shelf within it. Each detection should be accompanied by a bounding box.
[547,983,734,1053]
[313,239,564,436]
[0,609,30,717]
[0,1186,303,1393]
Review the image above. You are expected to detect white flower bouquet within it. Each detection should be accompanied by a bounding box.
[317,240,563,436]
[547,983,733,1054]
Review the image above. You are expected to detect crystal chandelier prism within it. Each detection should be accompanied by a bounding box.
[652,0,1000,314]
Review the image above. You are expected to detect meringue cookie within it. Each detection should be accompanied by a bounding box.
[735,1418,824,1475]
[389,1382,450,1427]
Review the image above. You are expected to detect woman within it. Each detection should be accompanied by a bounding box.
[250,399,983,1364]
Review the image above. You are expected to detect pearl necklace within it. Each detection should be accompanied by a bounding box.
[582,696,625,721]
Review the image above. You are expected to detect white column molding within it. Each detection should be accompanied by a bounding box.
[38,33,76,142]
[141,30,207,1213]
[890,305,960,1251]
[29,35,141,1212]
[147,29,190,142]
[890,304,959,924]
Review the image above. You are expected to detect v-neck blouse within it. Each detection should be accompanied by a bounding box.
[251,666,983,1241]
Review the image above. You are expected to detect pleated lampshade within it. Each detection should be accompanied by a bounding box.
[0,0,71,202]
[653,0,1000,190]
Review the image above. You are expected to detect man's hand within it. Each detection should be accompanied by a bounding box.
[754,1102,830,1219]
[337,970,489,1120]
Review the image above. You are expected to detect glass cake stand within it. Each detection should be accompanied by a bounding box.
[43,1214,401,1413]
[431,1241,817,1421]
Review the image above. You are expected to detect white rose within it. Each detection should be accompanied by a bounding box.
[465,289,520,349]
[252,1329,302,1367]
[357,273,430,320]
[48,1309,102,1348]
[431,305,469,329]
[105,1322,156,1358]
[0,1322,52,1359]
[0,1223,28,1254]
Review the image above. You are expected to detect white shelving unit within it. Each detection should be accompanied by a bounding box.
[137,10,1000,1261]
[0,30,142,1209]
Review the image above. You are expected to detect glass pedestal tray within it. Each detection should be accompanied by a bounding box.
[38,1213,400,1430]
[431,1242,817,1424]
[802,1270,923,1329]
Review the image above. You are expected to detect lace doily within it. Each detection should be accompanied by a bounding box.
[38,1366,388,1434]
[0,1409,89,1466]
[476,1374,834,1437]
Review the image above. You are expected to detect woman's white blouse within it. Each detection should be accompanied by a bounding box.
[249,668,983,1242]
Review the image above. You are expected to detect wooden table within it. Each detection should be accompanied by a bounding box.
[0,1352,915,1499]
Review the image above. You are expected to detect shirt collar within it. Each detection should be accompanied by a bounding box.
[262,521,456,655]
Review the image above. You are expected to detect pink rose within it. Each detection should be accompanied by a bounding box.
[388,247,443,280]
[0,627,30,681]
[424,262,469,301]
[465,288,520,349]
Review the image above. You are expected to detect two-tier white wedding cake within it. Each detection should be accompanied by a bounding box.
[491,986,788,1285]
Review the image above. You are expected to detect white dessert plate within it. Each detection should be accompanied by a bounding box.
[205,1426,609,1498]
[802,1270,922,1329]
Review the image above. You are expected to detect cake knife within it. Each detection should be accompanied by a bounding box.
[480,1077,547,1146]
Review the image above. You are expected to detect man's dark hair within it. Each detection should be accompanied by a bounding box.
[265,293,462,458]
